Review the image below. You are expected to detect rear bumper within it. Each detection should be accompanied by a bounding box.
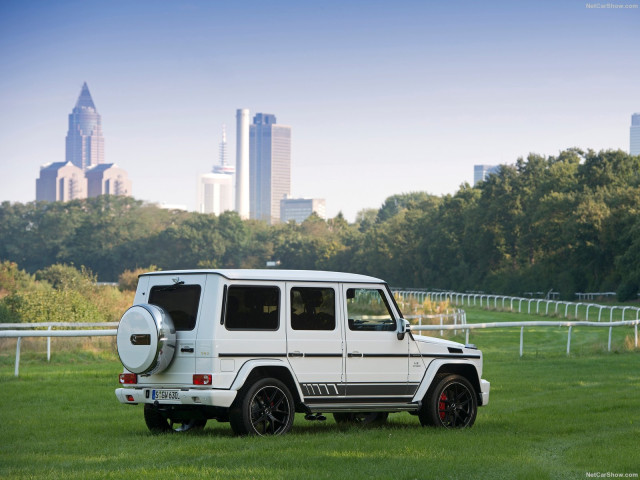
[115,387,237,408]
[479,379,490,406]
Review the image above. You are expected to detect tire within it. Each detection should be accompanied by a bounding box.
[229,378,295,436]
[333,412,389,426]
[419,374,477,428]
[143,404,207,434]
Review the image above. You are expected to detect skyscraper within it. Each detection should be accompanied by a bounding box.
[236,109,250,219]
[474,164,500,185]
[65,82,104,170]
[249,113,291,224]
[36,83,131,202]
[631,113,640,156]
[198,126,235,215]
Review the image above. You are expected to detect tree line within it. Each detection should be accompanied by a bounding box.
[1,148,640,300]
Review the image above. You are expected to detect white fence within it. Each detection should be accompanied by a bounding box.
[0,322,117,377]
[394,290,640,356]
[394,290,640,323]
[410,320,639,357]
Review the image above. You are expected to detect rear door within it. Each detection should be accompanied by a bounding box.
[138,273,207,385]
[286,283,345,401]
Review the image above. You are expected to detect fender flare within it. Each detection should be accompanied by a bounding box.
[412,359,482,403]
[229,358,305,401]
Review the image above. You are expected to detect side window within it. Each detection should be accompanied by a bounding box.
[149,284,201,331]
[290,287,336,330]
[225,285,280,330]
[346,288,396,332]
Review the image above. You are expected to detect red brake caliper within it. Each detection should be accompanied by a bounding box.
[439,393,447,420]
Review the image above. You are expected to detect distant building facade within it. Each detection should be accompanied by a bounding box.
[280,197,326,223]
[198,173,234,215]
[86,164,132,197]
[36,83,131,202]
[65,82,104,170]
[36,161,87,202]
[249,113,291,224]
[198,126,235,215]
[631,113,640,156]
[474,164,500,185]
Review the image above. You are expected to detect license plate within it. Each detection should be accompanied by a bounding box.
[151,389,179,401]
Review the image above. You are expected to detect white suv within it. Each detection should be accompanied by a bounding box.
[115,269,490,435]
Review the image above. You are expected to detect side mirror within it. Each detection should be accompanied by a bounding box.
[397,318,410,340]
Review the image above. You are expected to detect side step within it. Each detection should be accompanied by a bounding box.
[303,402,421,414]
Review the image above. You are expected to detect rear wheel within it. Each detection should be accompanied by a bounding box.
[229,378,295,436]
[333,412,389,426]
[419,374,477,428]
[143,404,207,434]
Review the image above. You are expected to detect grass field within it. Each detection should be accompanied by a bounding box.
[1,308,639,480]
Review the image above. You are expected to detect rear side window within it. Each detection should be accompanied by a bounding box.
[149,284,201,331]
[225,285,280,330]
[291,287,336,330]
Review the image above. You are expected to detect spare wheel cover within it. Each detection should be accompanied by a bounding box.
[116,304,176,375]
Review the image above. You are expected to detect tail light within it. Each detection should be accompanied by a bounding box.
[119,373,138,385]
[193,374,212,385]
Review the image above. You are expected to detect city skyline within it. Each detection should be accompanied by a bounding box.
[1,1,639,221]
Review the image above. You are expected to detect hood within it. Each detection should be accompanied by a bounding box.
[413,334,465,349]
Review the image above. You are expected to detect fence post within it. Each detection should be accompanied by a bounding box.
[608,326,612,352]
[47,326,52,362]
[520,327,524,357]
[567,326,572,356]
[635,323,638,348]
[465,328,470,344]
[15,337,21,377]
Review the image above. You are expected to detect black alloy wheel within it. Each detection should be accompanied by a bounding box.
[420,374,477,428]
[230,377,295,436]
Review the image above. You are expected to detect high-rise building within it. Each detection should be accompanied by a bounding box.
[198,126,235,215]
[85,164,132,197]
[65,82,104,170]
[36,83,131,202]
[280,197,326,223]
[474,164,500,185]
[631,113,640,156]
[249,113,291,224]
[36,161,87,202]
[236,109,250,219]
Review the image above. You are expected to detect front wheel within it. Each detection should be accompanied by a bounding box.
[143,404,207,433]
[419,374,477,428]
[229,378,295,436]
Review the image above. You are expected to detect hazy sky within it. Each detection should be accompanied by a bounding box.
[1,0,639,220]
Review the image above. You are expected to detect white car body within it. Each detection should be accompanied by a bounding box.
[115,269,490,434]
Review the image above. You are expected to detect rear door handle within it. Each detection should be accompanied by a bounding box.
[348,351,363,357]
[288,351,304,358]
[181,346,194,353]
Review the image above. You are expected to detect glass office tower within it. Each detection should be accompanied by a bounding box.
[65,82,104,170]
[249,113,291,224]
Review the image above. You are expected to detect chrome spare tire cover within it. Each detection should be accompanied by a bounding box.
[116,304,176,375]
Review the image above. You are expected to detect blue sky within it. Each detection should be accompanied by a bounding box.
[1,0,638,220]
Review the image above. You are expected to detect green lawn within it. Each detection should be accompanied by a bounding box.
[1,309,639,480]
